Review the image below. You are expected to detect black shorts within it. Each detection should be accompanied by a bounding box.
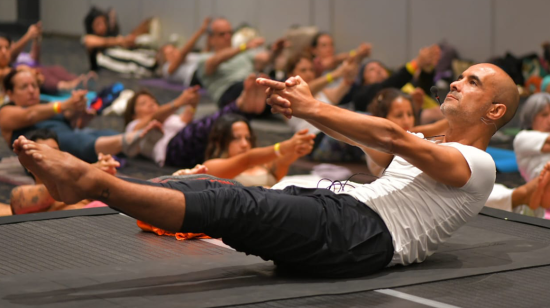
[134,175,394,278]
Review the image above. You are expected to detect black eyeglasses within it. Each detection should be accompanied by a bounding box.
[212,31,232,37]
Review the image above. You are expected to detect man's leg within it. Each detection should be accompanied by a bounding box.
[15,136,190,232]
[15,136,393,278]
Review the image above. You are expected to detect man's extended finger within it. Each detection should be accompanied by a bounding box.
[256,78,286,91]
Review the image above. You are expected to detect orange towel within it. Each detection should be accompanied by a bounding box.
[137,220,211,241]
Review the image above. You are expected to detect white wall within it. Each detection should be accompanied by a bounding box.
[39,0,550,68]
[0,0,17,23]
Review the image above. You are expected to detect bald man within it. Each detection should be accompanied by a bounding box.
[197,18,265,108]
[14,64,519,278]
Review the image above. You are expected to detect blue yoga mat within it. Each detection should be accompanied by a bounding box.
[486,146,518,173]
[39,92,97,107]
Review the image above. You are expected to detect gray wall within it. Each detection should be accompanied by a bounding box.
[38,0,550,68]
[0,0,17,22]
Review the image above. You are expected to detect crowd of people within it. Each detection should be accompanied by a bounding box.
[0,6,549,277]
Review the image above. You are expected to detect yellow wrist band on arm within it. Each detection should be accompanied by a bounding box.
[326,73,334,83]
[273,143,282,157]
[53,102,62,114]
[349,49,357,57]
[239,43,247,52]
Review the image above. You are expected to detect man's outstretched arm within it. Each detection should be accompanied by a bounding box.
[258,76,471,187]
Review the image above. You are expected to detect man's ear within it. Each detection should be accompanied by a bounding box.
[486,103,507,121]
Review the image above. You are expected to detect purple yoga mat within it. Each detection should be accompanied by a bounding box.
[139,79,187,92]
[139,79,207,94]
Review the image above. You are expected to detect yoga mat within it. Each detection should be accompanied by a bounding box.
[138,79,208,95]
[0,208,549,307]
[39,92,98,107]
[486,146,519,173]
[139,79,188,92]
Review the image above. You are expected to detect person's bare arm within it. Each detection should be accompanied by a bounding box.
[203,139,296,179]
[129,86,200,131]
[29,37,41,63]
[204,37,264,76]
[10,184,55,214]
[0,98,80,133]
[542,136,550,153]
[270,129,315,181]
[260,77,472,187]
[411,119,449,137]
[307,117,395,169]
[83,35,131,50]
[321,58,359,104]
[308,64,347,96]
[10,22,41,62]
[167,18,210,75]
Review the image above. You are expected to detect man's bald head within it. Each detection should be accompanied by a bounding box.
[481,63,520,129]
[208,18,233,51]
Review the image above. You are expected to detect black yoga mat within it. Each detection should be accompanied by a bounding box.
[0,208,549,307]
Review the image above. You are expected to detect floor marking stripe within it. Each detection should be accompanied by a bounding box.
[375,289,461,308]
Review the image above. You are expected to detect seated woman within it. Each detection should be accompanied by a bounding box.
[186,113,315,187]
[0,129,119,216]
[82,6,159,75]
[124,74,266,168]
[366,88,548,213]
[515,92,550,182]
[0,69,161,163]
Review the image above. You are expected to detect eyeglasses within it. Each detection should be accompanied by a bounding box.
[212,31,232,37]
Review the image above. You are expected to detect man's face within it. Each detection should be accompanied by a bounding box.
[0,37,10,68]
[442,64,496,121]
[209,19,233,51]
[7,71,40,107]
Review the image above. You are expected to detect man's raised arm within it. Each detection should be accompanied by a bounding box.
[257,77,472,187]
[204,37,264,76]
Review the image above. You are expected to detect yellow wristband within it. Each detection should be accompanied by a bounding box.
[273,143,282,157]
[239,43,247,52]
[326,73,334,83]
[187,106,196,113]
[349,49,357,57]
[53,102,62,114]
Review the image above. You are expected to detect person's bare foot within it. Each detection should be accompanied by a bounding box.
[512,176,539,207]
[529,162,550,210]
[172,164,208,176]
[122,121,164,157]
[14,136,100,204]
[236,73,267,114]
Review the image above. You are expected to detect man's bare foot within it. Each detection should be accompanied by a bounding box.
[236,73,267,114]
[529,162,550,210]
[15,136,100,204]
